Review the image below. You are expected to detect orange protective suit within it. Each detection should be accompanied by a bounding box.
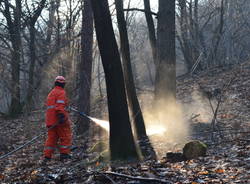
[44,86,72,158]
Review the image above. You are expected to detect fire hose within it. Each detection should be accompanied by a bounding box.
[68,106,92,120]
[0,107,88,160]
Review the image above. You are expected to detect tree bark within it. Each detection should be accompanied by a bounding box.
[206,0,225,66]
[3,0,22,116]
[115,0,147,140]
[26,0,46,108]
[143,0,157,66]
[92,0,138,160]
[77,0,94,135]
[224,0,233,64]
[178,0,193,71]
[154,0,176,103]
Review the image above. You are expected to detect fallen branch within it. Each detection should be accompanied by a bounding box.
[190,114,200,120]
[190,52,203,75]
[102,171,170,183]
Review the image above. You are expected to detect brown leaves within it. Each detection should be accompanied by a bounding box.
[0,174,5,180]
[215,168,225,174]
[1,63,250,183]
[197,170,209,175]
[219,113,235,119]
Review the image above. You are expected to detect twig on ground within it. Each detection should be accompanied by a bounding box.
[190,114,200,120]
[102,171,170,183]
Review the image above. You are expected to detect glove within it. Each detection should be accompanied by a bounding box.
[57,113,65,124]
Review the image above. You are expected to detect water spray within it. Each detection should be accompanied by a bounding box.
[69,106,109,131]
[69,107,168,136]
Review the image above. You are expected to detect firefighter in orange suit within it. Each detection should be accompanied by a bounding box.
[43,76,72,161]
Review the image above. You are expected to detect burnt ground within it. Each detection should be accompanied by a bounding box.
[0,62,250,183]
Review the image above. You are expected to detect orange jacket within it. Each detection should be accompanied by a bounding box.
[46,86,69,126]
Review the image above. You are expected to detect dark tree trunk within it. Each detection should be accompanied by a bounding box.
[92,0,138,160]
[154,0,176,103]
[26,0,46,109]
[143,0,157,66]
[178,0,193,71]
[26,26,36,107]
[77,0,94,135]
[115,0,147,140]
[3,0,22,116]
[207,0,225,66]
[9,36,22,116]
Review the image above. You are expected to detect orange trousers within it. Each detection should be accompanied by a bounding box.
[44,123,72,158]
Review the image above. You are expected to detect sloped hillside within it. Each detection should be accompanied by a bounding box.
[0,62,249,183]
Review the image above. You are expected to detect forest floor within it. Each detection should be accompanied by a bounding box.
[0,62,250,183]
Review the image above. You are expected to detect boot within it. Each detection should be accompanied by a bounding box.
[60,153,71,161]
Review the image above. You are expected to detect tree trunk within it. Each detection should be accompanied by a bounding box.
[26,25,36,108]
[224,0,233,64]
[9,36,22,116]
[207,0,225,66]
[154,0,176,103]
[92,0,138,160]
[178,0,193,71]
[3,0,23,116]
[115,0,147,140]
[26,0,46,109]
[77,0,94,135]
[143,0,157,66]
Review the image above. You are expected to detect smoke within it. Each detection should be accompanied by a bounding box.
[140,88,215,157]
[139,95,189,157]
[144,98,189,140]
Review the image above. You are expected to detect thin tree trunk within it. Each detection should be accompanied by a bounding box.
[115,0,147,140]
[97,55,103,98]
[92,0,138,160]
[224,0,233,64]
[26,25,36,107]
[178,0,193,71]
[77,0,94,135]
[143,0,157,66]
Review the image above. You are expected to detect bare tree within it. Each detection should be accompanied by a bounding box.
[92,0,138,160]
[77,0,94,135]
[25,0,46,108]
[1,0,23,116]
